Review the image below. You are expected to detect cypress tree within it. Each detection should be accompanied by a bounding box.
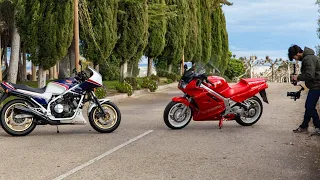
[1,0,21,83]
[81,0,118,69]
[145,0,167,76]
[200,0,212,63]
[219,7,229,73]
[17,0,74,87]
[114,0,148,80]
[184,0,199,62]
[210,6,222,69]
[129,12,149,77]
[161,0,188,72]
[192,0,202,63]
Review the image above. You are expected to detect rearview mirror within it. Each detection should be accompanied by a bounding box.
[184,64,188,70]
[79,60,83,71]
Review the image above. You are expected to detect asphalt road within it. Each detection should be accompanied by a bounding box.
[0,83,319,180]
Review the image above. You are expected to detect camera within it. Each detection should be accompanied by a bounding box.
[287,91,301,101]
[287,84,305,101]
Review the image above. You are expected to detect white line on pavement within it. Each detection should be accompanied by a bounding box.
[53,130,154,180]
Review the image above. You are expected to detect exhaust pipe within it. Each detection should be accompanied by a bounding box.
[15,106,62,125]
[15,105,46,119]
[15,105,60,125]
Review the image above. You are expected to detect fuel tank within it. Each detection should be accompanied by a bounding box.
[45,78,78,95]
[206,76,229,93]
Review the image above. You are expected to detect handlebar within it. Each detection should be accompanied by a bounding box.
[193,73,216,87]
[75,71,88,82]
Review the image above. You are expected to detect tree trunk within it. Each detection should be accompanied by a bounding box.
[17,52,23,82]
[168,64,173,73]
[32,64,37,81]
[56,62,59,77]
[147,57,153,76]
[287,63,291,84]
[180,54,185,76]
[130,64,133,77]
[38,65,46,88]
[49,67,54,80]
[0,34,2,81]
[69,38,76,76]
[94,63,99,72]
[271,66,274,82]
[4,47,8,69]
[59,54,71,79]
[23,50,27,80]
[2,47,8,80]
[53,64,58,79]
[8,21,21,84]
[59,39,75,79]
[120,61,128,81]
[17,48,27,82]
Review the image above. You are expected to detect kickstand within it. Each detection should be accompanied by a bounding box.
[56,126,60,133]
[219,117,224,129]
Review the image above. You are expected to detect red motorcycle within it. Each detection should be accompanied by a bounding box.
[163,66,269,129]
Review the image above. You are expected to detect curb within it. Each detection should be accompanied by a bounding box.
[107,82,178,102]
[156,82,178,91]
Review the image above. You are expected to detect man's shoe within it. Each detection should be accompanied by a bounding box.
[311,128,320,136]
[293,127,308,134]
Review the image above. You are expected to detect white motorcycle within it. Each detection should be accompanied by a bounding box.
[0,63,121,136]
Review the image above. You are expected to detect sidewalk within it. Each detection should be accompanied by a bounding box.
[107,82,178,102]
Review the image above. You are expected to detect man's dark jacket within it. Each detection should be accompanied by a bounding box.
[297,47,320,89]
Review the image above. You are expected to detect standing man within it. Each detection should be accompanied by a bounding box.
[288,45,320,135]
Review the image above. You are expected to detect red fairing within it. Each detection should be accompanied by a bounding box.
[175,75,268,121]
[206,76,268,102]
[172,97,190,106]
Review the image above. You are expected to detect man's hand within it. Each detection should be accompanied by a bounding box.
[291,75,298,81]
[291,75,298,85]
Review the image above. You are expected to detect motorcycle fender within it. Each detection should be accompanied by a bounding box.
[172,97,190,106]
[259,89,269,104]
[0,91,9,104]
[87,98,110,114]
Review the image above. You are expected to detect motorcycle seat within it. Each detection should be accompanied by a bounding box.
[11,83,47,94]
[220,80,250,98]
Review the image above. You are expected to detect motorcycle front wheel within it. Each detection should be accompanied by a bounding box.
[163,101,192,129]
[89,101,121,133]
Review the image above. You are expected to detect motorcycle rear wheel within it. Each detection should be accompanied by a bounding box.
[0,99,36,136]
[235,96,263,126]
[164,101,192,129]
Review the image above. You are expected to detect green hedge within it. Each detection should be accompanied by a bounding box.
[115,81,133,96]
[141,77,158,92]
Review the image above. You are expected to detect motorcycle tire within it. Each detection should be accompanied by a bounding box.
[1,99,36,136]
[164,101,192,129]
[235,96,263,126]
[89,101,121,133]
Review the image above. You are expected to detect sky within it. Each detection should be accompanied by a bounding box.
[222,0,320,61]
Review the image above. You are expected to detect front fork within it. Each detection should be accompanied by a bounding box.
[178,96,192,118]
[90,91,106,117]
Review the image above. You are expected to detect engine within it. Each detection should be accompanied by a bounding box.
[50,94,81,118]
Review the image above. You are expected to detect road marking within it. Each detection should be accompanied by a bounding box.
[53,130,154,180]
